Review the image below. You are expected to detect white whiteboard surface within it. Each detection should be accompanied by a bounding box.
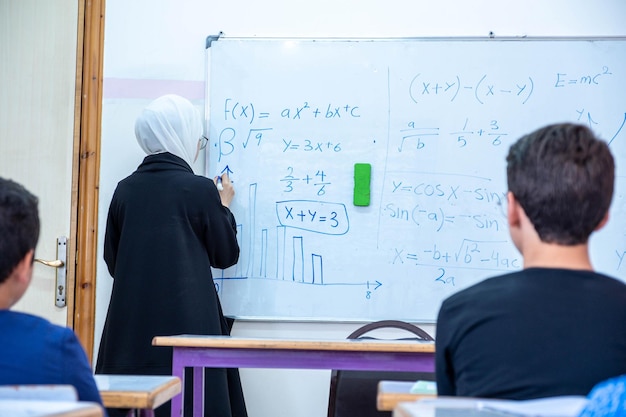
[205,37,626,322]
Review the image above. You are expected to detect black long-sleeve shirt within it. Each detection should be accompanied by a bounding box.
[436,268,626,400]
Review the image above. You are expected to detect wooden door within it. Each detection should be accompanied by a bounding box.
[0,0,80,326]
[1,0,107,363]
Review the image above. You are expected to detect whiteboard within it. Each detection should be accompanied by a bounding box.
[205,37,626,322]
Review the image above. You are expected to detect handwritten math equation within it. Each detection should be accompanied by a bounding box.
[384,203,503,233]
[280,167,331,196]
[222,98,361,124]
[275,200,349,235]
[398,118,509,151]
[555,66,613,88]
[406,66,613,105]
[392,238,522,284]
[383,178,505,231]
[388,181,504,203]
[409,73,534,105]
[215,99,355,162]
[214,97,621,162]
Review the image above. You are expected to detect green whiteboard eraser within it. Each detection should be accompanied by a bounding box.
[353,163,371,206]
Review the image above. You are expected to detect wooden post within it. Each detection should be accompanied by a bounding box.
[73,0,106,363]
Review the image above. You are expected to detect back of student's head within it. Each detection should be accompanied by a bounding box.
[506,123,614,245]
[0,177,40,284]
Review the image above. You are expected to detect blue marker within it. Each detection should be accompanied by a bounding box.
[216,176,223,191]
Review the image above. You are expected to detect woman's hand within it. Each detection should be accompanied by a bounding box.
[214,173,234,207]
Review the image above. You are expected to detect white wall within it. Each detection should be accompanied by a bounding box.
[96,2,626,417]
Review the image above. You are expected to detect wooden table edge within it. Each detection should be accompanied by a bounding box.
[377,392,436,411]
[152,336,435,353]
[151,378,182,409]
[377,380,437,411]
[47,404,103,417]
[100,378,181,409]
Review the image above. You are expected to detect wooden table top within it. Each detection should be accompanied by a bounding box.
[377,380,437,411]
[152,335,435,353]
[95,375,181,409]
[0,400,103,417]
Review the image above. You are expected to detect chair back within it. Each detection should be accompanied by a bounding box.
[327,320,434,417]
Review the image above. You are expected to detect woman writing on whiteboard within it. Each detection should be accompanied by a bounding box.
[96,94,247,417]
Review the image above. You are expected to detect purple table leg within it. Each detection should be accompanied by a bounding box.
[171,350,186,417]
[193,367,203,417]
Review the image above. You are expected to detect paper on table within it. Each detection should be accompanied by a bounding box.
[410,380,438,395]
[417,396,588,417]
[478,396,588,417]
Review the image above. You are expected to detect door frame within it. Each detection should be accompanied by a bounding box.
[72,0,106,363]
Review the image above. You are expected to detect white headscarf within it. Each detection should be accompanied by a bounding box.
[134,94,203,166]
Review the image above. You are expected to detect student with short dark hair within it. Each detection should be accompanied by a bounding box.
[0,177,104,406]
[435,123,626,400]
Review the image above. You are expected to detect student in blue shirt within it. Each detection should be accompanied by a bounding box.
[0,177,104,407]
[579,374,626,417]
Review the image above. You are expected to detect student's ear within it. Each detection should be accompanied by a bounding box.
[14,249,35,284]
[506,191,520,228]
[594,212,610,231]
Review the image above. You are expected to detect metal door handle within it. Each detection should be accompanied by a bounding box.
[35,259,65,268]
[34,236,67,307]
